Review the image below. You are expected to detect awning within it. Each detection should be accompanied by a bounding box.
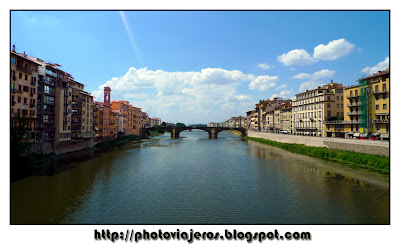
[347,131,354,135]
[371,133,380,136]
[354,133,360,137]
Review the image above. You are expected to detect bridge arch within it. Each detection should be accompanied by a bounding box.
[140,126,247,139]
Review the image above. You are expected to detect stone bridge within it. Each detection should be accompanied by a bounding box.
[140,126,247,139]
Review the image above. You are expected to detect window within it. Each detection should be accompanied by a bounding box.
[24,98,27,104]
[383,84,386,91]
[327,96,331,101]
[350,91,353,97]
[341,96,343,100]
[43,115,49,122]
[341,104,344,108]
[337,104,339,108]
[337,112,340,116]
[383,104,387,110]
[23,86,29,92]
[383,93,386,99]
[25,74,28,80]
[376,124,380,132]
[376,104,379,110]
[327,103,331,108]
[337,96,339,100]
[11,57,16,64]
[18,96,21,103]
[19,72,22,79]
[19,85,22,91]
[375,85,379,93]
[327,111,331,117]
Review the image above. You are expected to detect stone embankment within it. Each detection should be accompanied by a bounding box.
[247,130,389,157]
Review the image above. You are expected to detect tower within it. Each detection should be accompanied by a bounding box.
[104,86,111,105]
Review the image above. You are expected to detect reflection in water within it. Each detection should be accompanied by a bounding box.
[11,131,389,224]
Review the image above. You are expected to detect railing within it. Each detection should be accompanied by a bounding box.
[348,111,362,116]
[347,102,359,107]
[372,119,389,123]
[16,66,32,74]
[295,126,318,130]
[325,120,360,124]
[346,94,359,99]
[372,89,388,95]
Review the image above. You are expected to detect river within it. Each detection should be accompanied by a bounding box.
[10,130,389,224]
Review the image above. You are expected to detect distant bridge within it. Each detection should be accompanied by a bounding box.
[140,126,247,139]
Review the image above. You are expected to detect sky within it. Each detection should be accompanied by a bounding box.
[10,10,389,124]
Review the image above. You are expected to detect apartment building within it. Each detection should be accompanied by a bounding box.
[259,98,290,132]
[141,112,150,128]
[111,99,141,135]
[326,68,389,139]
[280,103,292,134]
[10,48,40,142]
[150,117,161,127]
[293,81,345,137]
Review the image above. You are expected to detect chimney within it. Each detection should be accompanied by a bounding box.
[331,80,333,83]
[12,45,15,52]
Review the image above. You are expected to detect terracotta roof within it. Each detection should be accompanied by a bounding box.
[363,69,389,80]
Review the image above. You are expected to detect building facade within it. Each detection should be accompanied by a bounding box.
[293,81,346,137]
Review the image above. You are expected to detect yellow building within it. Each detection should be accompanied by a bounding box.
[329,68,389,139]
[293,81,345,137]
[10,49,40,143]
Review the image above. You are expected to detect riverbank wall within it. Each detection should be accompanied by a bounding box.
[247,130,389,157]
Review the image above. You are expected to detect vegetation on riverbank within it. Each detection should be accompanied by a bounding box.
[95,135,141,148]
[245,136,389,174]
[228,130,243,136]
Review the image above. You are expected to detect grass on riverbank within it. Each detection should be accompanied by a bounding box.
[245,136,389,174]
[95,135,141,148]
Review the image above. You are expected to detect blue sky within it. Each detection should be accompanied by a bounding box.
[11,11,389,124]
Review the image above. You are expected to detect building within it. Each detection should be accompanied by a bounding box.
[326,68,389,139]
[279,103,293,134]
[150,117,161,127]
[10,47,41,143]
[140,112,150,128]
[293,80,346,137]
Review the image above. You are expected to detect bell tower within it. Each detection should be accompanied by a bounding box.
[104,86,111,105]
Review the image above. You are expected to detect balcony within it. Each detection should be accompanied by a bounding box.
[72,112,82,117]
[372,119,389,124]
[348,111,362,116]
[295,126,318,130]
[16,66,32,74]
[372,89,388,95]
[346,94,359,99]
[72,120,82,125]
[347,102,359,107]
[43,110,55,114]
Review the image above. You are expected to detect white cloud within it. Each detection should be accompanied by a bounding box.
[271,89,293,99]
[92,67,263,124]
[293,69,335,80]
[248,75,278,91]
[257,63,273,70]
[289,67,296,71]
[31,18,37,23]
[276,83,287,90]
[361,57,389,75]
[277,49,317,66]
[298,80,325,92]
[293,73,312,80]
[293,69,336,92]
[313,38,355,60]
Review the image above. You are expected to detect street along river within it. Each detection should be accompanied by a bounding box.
[11,130,389,224]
